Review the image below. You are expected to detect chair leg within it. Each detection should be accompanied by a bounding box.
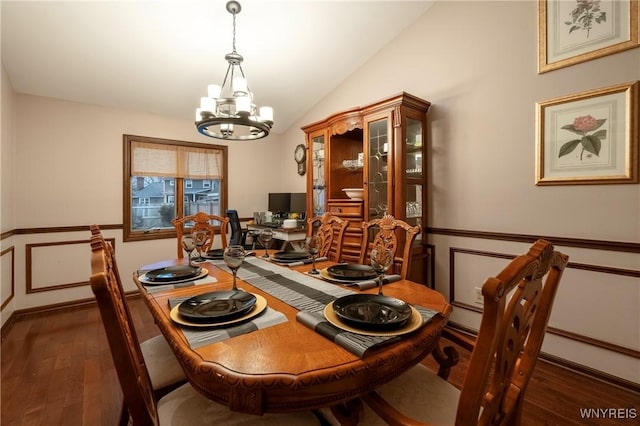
[431,339,460,380]
[329,399,363,426]
[118,401,130,426]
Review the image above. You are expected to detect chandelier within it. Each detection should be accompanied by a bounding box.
[195,1,273,140]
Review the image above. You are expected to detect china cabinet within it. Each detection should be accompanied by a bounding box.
[301,92,431,284]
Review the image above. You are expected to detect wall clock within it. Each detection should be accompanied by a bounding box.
[294,144,307,175]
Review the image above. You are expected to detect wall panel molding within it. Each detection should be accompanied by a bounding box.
[449,247,640,359]
[429,227,640,253]
[1,246,15,311]
[26,238,116,294]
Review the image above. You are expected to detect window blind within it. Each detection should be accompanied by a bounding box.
[131,141,223,179]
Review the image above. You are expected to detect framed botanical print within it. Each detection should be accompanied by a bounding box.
[538,0,639,73]
[535,81,639,185]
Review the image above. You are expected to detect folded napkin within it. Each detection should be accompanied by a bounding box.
[287,257,328,267]
[168,296,288,349]
[347,274,402,290]
[141,275,217,294]
[297,305,440,357]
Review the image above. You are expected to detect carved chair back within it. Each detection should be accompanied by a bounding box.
[458,239,568,425]
[307,212,349,262]
[358,214,420,279]
[172,212,229,258]
[89,225,159,425]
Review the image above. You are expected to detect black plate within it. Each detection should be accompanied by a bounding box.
[178,290,257,322]
[273,251,311,260]
[272,251,311,263]
[332,294,412,330]
[203,248,224,260]
[144,265,202,282]
[327,264,377,281]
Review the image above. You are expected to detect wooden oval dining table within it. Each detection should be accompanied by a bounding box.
[134,254,452,416]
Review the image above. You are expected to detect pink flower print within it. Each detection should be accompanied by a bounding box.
[573,115,598,132]
[559,115,607,160]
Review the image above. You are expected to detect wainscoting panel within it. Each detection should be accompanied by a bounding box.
[433,234,640,384]
[26,238,115,293]
[449,246,640,355]
[1,246,15,310]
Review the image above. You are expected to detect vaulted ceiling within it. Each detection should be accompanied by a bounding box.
[2,1,434,134]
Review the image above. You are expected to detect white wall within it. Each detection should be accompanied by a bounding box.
[1,62,17,323]
[278,1,640,383]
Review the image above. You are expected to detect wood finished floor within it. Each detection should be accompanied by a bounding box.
[1,298,638,426]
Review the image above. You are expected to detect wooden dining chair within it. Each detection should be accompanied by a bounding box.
[358,214,420,279]
[89,228,325,425]
[307,212,349,262]
[172,212,229,258]
[325,239,568,426]
[89,225,187,425]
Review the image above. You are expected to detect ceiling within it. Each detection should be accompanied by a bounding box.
[1,0,434,135]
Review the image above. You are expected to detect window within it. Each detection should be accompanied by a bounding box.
[123,135,228,242]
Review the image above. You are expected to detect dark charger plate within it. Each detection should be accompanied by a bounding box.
[144,265,202,282]
[178,290,257,322]
[332,294,412,330]
[327,264,377,281]
[273,251,311,262]
[203,249,224,260]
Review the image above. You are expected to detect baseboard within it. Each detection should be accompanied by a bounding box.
[445,322,640,394]
[0,291,141,341]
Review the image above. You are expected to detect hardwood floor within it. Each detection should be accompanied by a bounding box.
[2,298,638,426]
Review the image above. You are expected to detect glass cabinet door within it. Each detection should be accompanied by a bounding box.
[367,118,389,220]
[311,134,325,216]
[405,117,423,237]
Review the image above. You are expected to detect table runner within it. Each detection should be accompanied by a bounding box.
[167,296,287,349]
[212,257,440,357]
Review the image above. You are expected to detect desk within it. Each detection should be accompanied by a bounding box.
[247,224,307,251]
[135,256,451,415]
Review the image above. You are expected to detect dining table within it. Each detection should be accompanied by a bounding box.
[134,251,452,416]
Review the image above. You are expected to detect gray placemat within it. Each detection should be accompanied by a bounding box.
[168,296,287,349]
[297,306,440,357]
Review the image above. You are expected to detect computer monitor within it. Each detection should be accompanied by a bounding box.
[268,193,290,213]
[289,193,306,214]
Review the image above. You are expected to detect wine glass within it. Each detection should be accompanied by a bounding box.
[181,235,196,266]
[192,230,208,262]
[370,246,394,295]
[223,245,245,291]
[258,229,274,258]
[305,235,321,274]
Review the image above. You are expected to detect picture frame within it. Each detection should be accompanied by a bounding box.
[535,81,639,185]
[538,0,639,73]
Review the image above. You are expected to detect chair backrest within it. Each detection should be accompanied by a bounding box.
[172,212,229,258]
[307,212,349,262]
[89,225,159,425]
[226,209,244,246]
[358,214,420,279]
[457,239,568,425]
